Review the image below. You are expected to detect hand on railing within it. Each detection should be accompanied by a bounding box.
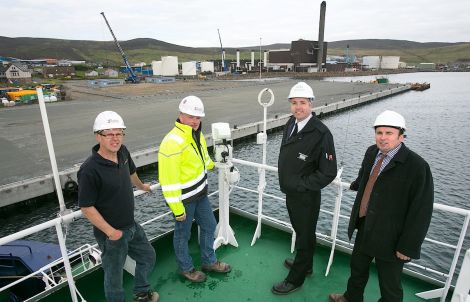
[134,183,160,197]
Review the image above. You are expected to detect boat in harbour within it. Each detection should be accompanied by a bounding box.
[0,240,100,301]
[0,87,469,302]
[411,82,431,91]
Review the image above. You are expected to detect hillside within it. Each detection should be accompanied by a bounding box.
[1,36,469,65]
[327,39,470,64]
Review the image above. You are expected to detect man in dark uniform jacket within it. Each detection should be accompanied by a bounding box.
[329,110,434,302]
[272,82,337,295]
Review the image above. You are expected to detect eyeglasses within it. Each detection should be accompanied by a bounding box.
[99,132,125,139]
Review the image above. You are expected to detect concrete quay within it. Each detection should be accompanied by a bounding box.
[0,78,410,207]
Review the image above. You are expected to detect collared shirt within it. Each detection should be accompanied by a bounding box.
[295,113,313,133]
[78,144,136,236]
[372,143,402,176]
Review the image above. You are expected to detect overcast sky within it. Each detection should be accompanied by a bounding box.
[3,0,469,47]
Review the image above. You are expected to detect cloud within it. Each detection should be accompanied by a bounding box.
[1,0,469,47]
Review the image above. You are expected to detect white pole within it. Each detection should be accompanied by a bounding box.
[55,222,79,302]
[251,88,274,246]
[36,88,67,213]
[259,38,262,80]
[325,167,343,276]
[440,214,470,301]
[214,163,238,249]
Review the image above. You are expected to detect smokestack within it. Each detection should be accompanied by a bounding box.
[236,49,240,68]
[317,1,326,72]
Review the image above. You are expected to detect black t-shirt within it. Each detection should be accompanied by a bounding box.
[78,144,136,237]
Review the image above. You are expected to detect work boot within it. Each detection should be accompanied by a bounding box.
[179,268,206,283]
[284,258,313,275]
[329,293,348,302]
[133,290,159,302]
[201,261,232,273]
[271,280,301,295]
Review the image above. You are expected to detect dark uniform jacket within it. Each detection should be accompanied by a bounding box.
[278,114,337,194]
[348,143,434,261]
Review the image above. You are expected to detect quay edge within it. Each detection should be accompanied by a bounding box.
[0,84,411,208]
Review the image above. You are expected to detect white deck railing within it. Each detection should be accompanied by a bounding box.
[230,157,470,302]
[1,158,469,302]
[0,183,167,302]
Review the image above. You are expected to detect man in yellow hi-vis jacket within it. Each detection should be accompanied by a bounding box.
[158,95,231,283]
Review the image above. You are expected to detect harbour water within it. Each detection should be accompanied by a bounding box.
[1,72,469,283]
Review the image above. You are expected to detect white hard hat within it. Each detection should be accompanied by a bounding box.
[374,110,406,130]
[288,82,315,101]
[93,111,126,132]
[179,95,205,117]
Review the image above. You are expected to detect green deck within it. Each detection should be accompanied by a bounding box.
[40,213,439,302]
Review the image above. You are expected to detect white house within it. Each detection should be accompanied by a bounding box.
[4,63,32,83]
[104,69,118,78]
[85,70,99,77]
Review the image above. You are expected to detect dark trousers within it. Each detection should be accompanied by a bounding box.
[285,191,321,286]
[344,219,405,302]
[95,222,156,302]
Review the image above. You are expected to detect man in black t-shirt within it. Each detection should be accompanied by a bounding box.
[78,111,159,302]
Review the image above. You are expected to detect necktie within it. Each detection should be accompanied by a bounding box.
[359,153,386,217]
[290,123,298,137]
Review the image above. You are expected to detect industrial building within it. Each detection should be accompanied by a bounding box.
[42,66,76,78]
[118,65,153,76]
[418,63,436,70]
[267,40,328,72]
[362,56,400,70]
[151,56,179,76]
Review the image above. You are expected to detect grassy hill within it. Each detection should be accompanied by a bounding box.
[327,39,470,64]
[1,36,469,66]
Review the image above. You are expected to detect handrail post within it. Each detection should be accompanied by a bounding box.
[214,162,239,249]
[55,221,79,302]
[416,209,470,300]
[251,88,274,246]
[325,167,343,276]
[440,213,470,301]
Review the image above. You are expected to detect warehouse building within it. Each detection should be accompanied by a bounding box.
[267,39,328,72]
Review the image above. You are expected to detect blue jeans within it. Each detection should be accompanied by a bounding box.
[96,221,156,302]
[173,195,217,272]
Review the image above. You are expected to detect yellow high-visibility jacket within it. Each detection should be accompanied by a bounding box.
[158,121,214,217]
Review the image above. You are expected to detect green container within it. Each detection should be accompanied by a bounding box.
[376,77,389,84]
[19,94,38,103]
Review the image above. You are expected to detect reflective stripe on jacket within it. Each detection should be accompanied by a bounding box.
[158,121,214,217]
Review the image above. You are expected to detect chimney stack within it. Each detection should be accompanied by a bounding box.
[317,1,326,72]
